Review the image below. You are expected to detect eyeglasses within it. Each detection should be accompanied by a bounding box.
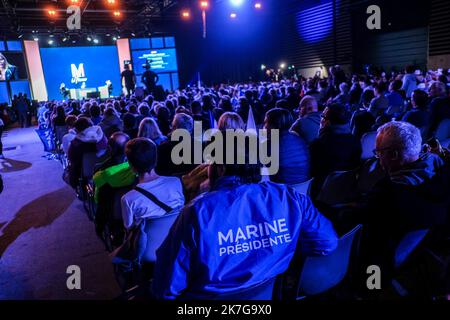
[372,147,393,158]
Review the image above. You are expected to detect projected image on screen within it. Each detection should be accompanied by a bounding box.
[40,46,121,100]
[132,49,178,75]
[0,52,27,81]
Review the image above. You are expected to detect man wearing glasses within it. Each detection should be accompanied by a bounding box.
[365,121,449,291]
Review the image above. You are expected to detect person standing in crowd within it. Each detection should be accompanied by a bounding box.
[16,93,29,128]
[401,65,418,99]
[120,138,185,230]
[121,63,136,97]
[141,63,159,95]
[291,96,322,145]
[152,140,338,299]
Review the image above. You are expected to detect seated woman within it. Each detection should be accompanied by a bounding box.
[138,117,168,146]
[264,108,310,185]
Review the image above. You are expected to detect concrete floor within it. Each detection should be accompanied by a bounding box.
[0,126,121,299]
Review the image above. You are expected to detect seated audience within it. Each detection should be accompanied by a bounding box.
[290,95,321,145]
[309,103,362,196]
[152,142,338,299]
[123,113,138,139]
[121,138,185,229]
[365,121,449,277]
[67,117,107,188]
[264,108,310,184]
[138,117,168,146]
[100,107,123,139]
[369,82,389,118]
[402,89,430,132]
[62,115,78,155]
[427,81,450,138]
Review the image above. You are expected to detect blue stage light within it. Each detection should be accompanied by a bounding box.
[230,0,244,7]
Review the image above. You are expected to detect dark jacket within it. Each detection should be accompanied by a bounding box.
[290,112,321,145]
[364,153,450,271]
[309,124,362,191]
[272,130,310,185]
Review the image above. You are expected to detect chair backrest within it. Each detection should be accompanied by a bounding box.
[394,229,429,269]
[360,131,377,160]
[290,178,313,195]
[111,186,135,220]
[296,224,363,298]
[316,170,359,206]
[82,152,99,179]
[54,125,68,144]
[138,210,181,263]
[435,119,450,141]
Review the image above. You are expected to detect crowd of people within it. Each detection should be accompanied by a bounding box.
[30,64,450,299]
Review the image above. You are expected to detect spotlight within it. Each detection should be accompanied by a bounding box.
[106,0,116,4]
[181,10,190,19]
[200,1,209,9]
[261,64,266,71]
[230,0,244,7]
[113,11,121,17]
[230,13,237,19]
[72,40,76,44]
[48,39,54,45]
[70,0,80,4]
[112,36,117,41]
[254,2,262,9]
[18,34,23,39]
[87,36,92,41]
[33,37,39,41]
[49,34,54,38]
[47,9,57,17]
[280,63,286,69]
[62,37,68,42]
[131,32,136,37]
[93,38,99,44]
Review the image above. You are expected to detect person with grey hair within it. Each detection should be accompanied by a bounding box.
[364,121,449,286]
[330,82,350,106]
[290,95,322,145]
[426,81,450,139]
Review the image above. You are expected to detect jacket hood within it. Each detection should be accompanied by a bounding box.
[390,153,445,186]
[77,125,104,143]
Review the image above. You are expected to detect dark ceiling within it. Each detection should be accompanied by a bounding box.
[0,0,184,39]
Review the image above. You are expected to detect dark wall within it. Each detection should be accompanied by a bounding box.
[172,1,282,86]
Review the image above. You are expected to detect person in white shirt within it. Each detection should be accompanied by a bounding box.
[121,138,185,229]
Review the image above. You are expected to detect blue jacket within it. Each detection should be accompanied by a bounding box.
[152,177,338,299]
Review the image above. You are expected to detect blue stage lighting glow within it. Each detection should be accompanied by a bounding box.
[296,1,334,43]
[230,0,244,7]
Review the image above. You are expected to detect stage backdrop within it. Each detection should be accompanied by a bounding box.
[129,37,179,91]
[40,45,122,100]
